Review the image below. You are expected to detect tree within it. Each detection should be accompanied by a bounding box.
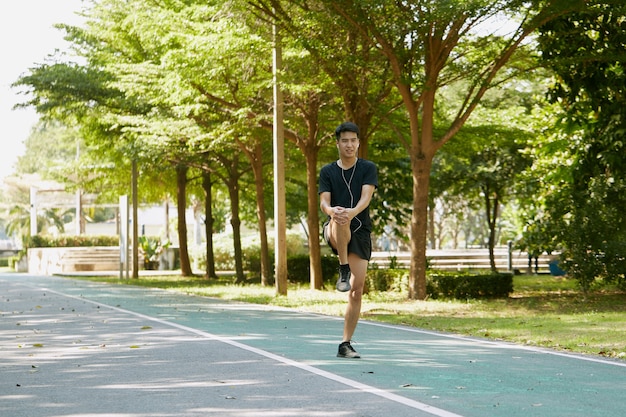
[6,202,73,238]
[15,121,79,176]
[435,126,533,270]
[14,0,594,292]
[15,0,296,283]
[201,171,218,279]
[254,0,587,298]
[159,1,277,285]
[14,0,194,277]
[251,0,405,289]
[531,0,626,291]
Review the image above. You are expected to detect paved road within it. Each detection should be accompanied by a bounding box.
[1,273,624,417]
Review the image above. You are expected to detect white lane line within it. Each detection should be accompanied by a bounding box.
[256,300,626,368]
[34,284,465,417]
[359,320,626,368]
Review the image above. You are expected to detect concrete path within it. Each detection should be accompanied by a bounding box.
[1,273,624,417]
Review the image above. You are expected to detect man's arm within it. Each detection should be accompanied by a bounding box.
[321,183,375,225]
[345,184,376,221]
[320,191,351,225]
[320,191,333,217]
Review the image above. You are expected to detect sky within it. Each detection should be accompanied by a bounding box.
[0,0,86,181]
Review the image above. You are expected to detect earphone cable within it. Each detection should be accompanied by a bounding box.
[341,159,362,233]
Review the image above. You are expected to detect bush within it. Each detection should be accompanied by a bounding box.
[8,256,20,269]
[241,244,261,274]
[286,255,310,283]
[366,267,409,293]
[245,253,337,285]
[429,272,513,299]
[205,231,306,267]
[213,246,236,271]
[23,235,119,249]
[321,254,338,283]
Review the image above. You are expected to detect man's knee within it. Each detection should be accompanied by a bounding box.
[334,222,352,240]
[349,280,364,296]
[328,222,350,243]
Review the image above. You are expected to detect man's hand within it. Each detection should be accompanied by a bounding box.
[331,207,351,225]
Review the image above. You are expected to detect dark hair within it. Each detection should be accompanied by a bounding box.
[334,122,360,140]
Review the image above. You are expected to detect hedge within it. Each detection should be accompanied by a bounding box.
[429,272,513,299]
[248,255,512,299]
[245,253,338,284]
[363,267,513,299]
[23,235,119,249]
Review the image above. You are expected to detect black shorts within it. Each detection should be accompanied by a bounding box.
[323,220,372,261]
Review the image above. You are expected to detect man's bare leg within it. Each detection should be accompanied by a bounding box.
[342,253,368,342]
[326,220,351,265]
[326,220,353,291]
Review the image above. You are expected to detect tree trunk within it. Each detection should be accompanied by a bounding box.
[249,143,272,286]
[226,158,245,283]
[484,187,499,273]
[406,86,438,300]
[176,164,193,276]
[409,155,433,299]
[229,188,245,283]
[304,149,323,289]
[202,171,217,279]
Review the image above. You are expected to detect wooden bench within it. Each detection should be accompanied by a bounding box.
[370,248,556,274]
[57,247,124,272]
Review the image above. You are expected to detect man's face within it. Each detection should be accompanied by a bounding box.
[337,131,359,158]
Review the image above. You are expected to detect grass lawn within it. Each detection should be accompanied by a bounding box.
[66,272,626,360]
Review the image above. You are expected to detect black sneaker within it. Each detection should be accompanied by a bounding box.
[336,266,351,292]
[337,341,360,358]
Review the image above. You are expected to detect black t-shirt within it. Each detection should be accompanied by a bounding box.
[318,158,378,232]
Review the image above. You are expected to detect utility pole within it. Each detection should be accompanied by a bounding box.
[132,159,139,278]
[75,140,84,235]
[30,187,37,236]
[273,20,288,296]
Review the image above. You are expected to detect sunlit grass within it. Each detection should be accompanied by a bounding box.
[67,272,626,359]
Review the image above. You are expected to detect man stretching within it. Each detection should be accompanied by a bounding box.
[319,122,378,358]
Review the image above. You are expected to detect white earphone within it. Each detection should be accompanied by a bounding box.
[341,159,362,233]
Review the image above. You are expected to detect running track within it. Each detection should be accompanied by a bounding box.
[1,273,624,417]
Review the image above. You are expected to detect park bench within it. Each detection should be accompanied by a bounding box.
[370,248,555,274]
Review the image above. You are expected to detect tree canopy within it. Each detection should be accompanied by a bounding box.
[531,0,626,291]
[10,0,624,297]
